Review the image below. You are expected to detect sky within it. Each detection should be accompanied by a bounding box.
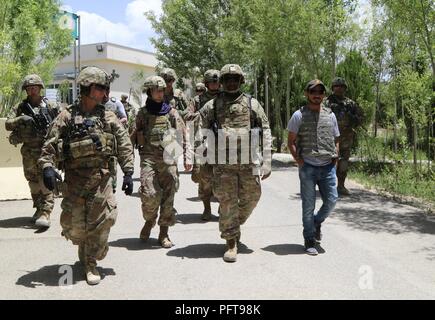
[60,0,163,52]
[60,0,372,54]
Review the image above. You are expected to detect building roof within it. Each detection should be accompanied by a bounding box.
[59,42,158,68]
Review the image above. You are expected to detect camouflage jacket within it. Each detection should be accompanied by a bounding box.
[193,91,219,113]
[200,92,272,167]
[165,89,191,118]
[5,97,59,148]
[135,105,192,164]
[323,95,363,131]
[38,102,134,173]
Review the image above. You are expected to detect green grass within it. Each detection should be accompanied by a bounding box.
[356,130,430,162]
[349,161,434,203]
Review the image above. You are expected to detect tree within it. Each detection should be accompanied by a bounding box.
[146,0,228,79]
[0,0,73,116]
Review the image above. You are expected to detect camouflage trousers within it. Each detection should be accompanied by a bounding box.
[192,164,214,201]
[60,167,117,263]
[139,155,179,227]
[21,146,54,218]
[337,129,355,184]
[213,165,261,240]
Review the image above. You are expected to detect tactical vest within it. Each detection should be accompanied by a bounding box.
[327,96,355,130]
[297,106,337,162]
[16,98,56,147]
[213,94,255,165]
[137,108,176,153]
[198,91,217,111]
[165,94,182,111]
[59,104,116,169]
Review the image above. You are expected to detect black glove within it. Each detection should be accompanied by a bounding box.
[122,172,133,195]
[43,167,62,191]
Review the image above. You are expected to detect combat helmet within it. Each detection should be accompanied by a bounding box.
[332,77,348,88]
[22,74,45,90]
[159,68,177,82]
[219,64,245,84]
[203,69,220,83]
[143,75,167,92]
[196,83,206,91]
[77,66,111,88]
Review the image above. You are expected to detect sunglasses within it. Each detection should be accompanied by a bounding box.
[94,84,109,91]
[223,76,241,82]
[309,90,325,95]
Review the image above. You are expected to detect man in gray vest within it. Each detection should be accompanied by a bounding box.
[287,79,340,256]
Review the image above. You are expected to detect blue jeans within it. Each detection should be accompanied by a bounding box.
[298,162,338,241]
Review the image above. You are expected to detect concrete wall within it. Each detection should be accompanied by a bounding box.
[0,118,23,168]
[0,118,31,200]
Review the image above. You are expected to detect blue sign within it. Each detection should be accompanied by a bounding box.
[58,11,79,39]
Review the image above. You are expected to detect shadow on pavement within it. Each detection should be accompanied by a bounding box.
[332,188,435,235]
[0,217,47,234]
[186,196,220,203]
[167,243,254,259]
[262,243,326,255]
[261,244,305,255]
[176,213,219,224]
[109,238,162,251]
[287,186,435,236]
[0,217,34,229]
[15,262,115,288]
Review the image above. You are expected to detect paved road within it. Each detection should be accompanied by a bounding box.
[0,156,434,300]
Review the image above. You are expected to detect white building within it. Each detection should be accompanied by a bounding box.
[51,42,158,108]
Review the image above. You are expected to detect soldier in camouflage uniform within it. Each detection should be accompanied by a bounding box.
[38,66,134,285]
[5,74,59,229]
[190,70,221,221]
[200,64,272,262]
[136,76,192,248]
[323,77,363,196]
[121,93,137,135]
[159,68,191,120]
[195,83,206,97]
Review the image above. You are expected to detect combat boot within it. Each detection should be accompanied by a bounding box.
[337,185,350,196]
[140,221,154,241]
[158,226,173,248]
[223,239,237,263]
[236,232,241,245]
[85,261,101,286]
[338,178,350,196]
[201,200,212,221]
[30,210,39,223]
[35,213,50,228]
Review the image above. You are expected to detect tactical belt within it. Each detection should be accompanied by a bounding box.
[64,159,109,170]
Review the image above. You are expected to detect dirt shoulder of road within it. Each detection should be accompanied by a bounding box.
[347,178,434,218]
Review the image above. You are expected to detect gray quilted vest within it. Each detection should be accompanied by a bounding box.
[297,106,337,162]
